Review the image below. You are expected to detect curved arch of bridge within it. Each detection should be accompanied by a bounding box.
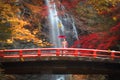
[0,48,120,60]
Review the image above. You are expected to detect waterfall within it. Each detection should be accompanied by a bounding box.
[46,0,65,48]
[71,16,79,40]
[46,0,78,48]
[44,0,79,80]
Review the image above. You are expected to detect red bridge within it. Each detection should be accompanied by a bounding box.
[0,48,120,74]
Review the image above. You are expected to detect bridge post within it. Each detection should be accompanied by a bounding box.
[0,50,4,58]
[74,50,78,56]
[19,50,23,58]
[93,51,97,58]
[56,49,60,56]
[19,50,24,61]
[37,49,41,56]
[111,51,115,60]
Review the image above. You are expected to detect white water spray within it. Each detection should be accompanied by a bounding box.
[45,0,79,80]
[46,0,65,48]
[45,0,79,48]
[71,16,79,40]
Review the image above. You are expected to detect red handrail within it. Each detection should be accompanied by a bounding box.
[0,48,120,60]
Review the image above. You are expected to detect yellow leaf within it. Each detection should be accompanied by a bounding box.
[7,39,13,44]
[20,58,24,62]
[112,16,117,21]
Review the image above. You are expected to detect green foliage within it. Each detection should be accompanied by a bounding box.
[0,23,11,41]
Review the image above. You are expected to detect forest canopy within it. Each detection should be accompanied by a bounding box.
[0,0,120,50]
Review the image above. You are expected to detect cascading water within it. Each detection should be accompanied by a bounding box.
[45,0,65,48]
[46,0,79,48]
[71,16,79,40]
[45,0,78,79]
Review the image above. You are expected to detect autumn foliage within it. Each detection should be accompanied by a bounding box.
[0,0,51,47]
[72,22,120,50]
[0,0,120,49]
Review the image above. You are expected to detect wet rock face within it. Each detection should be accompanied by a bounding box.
[14,75,50,80]
[72,75,107,80]
[12,74,107,80]
[14,74,70,80]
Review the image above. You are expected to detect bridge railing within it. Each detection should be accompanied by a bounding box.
[0,48,120,60]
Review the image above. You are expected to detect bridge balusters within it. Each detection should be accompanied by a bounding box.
[0,50,4,58]
[93,51,97,58]
[74,50,78,56]
[19,50,23,58]
[1,48,120,60]
[37,49,41,56]
[56,49,60,56]
[111,51,115,60]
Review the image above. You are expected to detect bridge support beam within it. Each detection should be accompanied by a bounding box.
[1,57,120,74]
